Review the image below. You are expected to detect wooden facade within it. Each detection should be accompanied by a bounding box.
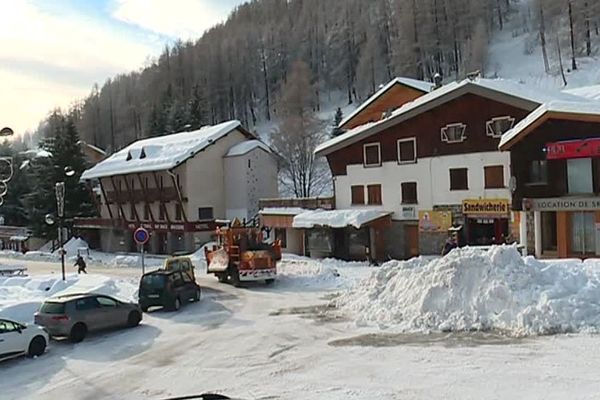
[341,84,427,130]
[327,93,530,176]
[509,119,600,210]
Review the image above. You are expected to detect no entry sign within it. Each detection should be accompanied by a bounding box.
[133,227,149,245]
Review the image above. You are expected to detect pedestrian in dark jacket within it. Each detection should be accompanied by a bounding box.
[442,235,458,256]
[74,255,87,274]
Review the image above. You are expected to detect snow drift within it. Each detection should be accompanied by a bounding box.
[338,246,600,336]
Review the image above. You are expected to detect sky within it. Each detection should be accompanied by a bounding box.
[0,0,246,136]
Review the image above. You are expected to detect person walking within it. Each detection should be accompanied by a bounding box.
[74,255,87,274]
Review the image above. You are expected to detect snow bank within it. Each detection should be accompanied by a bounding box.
[277,255,369,289]
[338,246,600,336]
[0,274,138,323]
[55,237,89,256]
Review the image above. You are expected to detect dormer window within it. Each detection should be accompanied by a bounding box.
[126,151,133,161]
[140,148,147,159]
[486,116,515,138]
[441,123,467,144]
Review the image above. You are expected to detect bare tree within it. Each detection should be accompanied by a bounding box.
[271,61,330,198]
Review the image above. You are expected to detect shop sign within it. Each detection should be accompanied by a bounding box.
[546,138,600,160]
[523,197,600,212]
[419,210,452,233]
[462,199,509,215]
[399,206,417,220]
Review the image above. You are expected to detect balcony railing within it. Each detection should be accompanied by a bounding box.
[104,186,180,203]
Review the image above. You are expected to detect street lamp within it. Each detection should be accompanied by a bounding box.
[55,182,66,281]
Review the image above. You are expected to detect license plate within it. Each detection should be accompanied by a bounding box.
[148,294,159,298]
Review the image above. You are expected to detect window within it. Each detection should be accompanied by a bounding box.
[159,176,164,189]
[484,166,505,189]
[441,123,467,143]
[198,207,214,220]
[182,271,193,283]
[367,184,382,205]
[175,204,183,221]
[363,143,381,167]
[401,182,418,204]
[528,160,548,184]
[450,168,469,190]
[275,228,287,248]
[75,297,99,311]
[486,116,515,138]
[0,320,20,334]
[351,185,365,205]
[397,138,417,164]
[144,204,151,220]
[96,296,118,308]
[159,205,166,221]
[171,272,184,288]
[567,158,593,194]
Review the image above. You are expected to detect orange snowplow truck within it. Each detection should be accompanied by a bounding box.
[205,224,282,286]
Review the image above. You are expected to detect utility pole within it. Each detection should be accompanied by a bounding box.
[55,182,66,281]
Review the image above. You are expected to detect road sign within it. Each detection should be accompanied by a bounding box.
[134,227,149,245]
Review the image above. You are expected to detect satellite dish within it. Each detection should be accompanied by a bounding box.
[0,127,14,137]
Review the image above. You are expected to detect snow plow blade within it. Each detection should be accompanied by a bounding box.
[207,248,229,273]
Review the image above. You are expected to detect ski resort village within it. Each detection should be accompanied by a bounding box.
[2,0,600,399]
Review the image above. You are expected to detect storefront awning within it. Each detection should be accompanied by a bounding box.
[293,209,392,229]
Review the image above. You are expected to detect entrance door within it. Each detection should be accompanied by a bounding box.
[404,225,419,259]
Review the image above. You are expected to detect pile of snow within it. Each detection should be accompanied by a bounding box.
[109,255,143,268]
[338,246,600,336]
[0,274,138,323]
[277,255,368,289]
[55,237,89,256]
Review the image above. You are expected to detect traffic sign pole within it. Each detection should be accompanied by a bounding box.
[133,227,150,275]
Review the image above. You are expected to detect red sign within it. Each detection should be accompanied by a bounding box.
[546,138,600,160]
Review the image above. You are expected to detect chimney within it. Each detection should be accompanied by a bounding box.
[433,73,443,89]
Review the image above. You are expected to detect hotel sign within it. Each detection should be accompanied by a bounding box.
[546,139,600,160]
[523,197,600,212]
[462,199,510,215]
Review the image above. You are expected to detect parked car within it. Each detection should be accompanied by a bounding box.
[0,318,48,361]
[139,269,201,312]
[34,293,142,342]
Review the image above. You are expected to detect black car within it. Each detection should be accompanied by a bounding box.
[139,269,201,312]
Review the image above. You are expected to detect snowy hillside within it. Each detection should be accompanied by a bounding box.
[487,0,600,90]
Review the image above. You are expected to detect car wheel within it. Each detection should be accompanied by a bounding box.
[193,288,201,302]
[28,336,46,357]
[127,311,142,327]
[265,279,275,285]
[69,323,87,343]
[172,297,181,311]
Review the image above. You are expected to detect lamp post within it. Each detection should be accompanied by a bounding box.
[55,182,66,281]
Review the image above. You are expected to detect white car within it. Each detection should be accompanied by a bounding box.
[0,318,49,361]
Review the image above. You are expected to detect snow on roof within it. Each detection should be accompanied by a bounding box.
[339,77,434,128]
[81,120,243,179]
[563,84,600,101]
[225,139,271,157]
[316,78,590,156]
[499,100,600,150]
[293,209,391,229]
[259,207,307,216]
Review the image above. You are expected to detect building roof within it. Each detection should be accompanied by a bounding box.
[292,209,392,229]
[563,84,600,101]
[338,77,434,128]
[259,207,307,216]
[81,120,247,180]
[499,100,600,150]
[225,139,272,157]
[316,78,589,157]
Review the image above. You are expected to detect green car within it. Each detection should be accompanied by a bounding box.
[138,269,201,312]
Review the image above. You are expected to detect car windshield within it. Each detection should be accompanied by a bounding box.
[141,274,166,288]
[39,302,65,314]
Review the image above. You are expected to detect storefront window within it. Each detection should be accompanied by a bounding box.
[541,212,557,252]
[571,212,596,254]
[567,158,593,194]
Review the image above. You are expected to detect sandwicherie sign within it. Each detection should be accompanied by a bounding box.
[523,197,600,212]
[462,199,510,215]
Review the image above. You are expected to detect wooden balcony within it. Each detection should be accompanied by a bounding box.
[104,186,180,203]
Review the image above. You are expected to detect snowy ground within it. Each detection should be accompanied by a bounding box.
[2,251,600,399]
